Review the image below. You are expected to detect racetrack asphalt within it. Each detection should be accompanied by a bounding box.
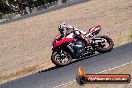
[0,42,131,88]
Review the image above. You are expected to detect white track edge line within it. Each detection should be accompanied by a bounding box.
[0,43,129,84]
[53,62,132,88]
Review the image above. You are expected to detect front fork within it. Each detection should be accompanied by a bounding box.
[53,48,64,58]
[59,49,65,58]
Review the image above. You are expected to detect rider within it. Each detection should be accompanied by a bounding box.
[57,23,91,44]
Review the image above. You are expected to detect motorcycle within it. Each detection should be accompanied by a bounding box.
[51,25,114,66]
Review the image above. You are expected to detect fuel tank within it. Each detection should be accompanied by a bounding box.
[72,40,86,58]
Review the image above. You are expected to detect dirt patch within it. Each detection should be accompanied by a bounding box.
[60,63,132,88]
[0,0,132,83]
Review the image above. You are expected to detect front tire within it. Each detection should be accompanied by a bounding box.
[51,51,72,66]
[96,36,114,53]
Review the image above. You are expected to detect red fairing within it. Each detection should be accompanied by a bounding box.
[53,38,76,49]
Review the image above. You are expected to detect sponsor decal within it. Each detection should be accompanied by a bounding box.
[76,67,131,85]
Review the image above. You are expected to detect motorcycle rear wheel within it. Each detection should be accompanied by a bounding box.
[96,36,114,53]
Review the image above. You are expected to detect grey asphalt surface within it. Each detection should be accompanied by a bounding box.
[0,0,89,25]
[0,42,132,88]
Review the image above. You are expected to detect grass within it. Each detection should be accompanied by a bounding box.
[129,31,132,41]
[0,66,36,83]
[0,62,54,84]
[0,66,38,83]
[0,0,131,85]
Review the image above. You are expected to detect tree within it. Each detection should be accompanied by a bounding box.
[0,0,18,14]
[0,0,63,14]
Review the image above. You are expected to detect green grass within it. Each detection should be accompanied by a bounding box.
[129,32,132,41]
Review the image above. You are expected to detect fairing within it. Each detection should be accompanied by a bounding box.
[52,38,76,50]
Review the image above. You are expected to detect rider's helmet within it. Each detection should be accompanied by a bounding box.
[58,23,66,31]
[58,23,74,31]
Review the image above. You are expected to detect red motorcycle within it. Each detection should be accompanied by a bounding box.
[51,25,114,66]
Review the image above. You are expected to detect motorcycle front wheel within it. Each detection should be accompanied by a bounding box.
[51,51,72,66]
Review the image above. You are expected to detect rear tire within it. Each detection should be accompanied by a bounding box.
[96,36,114,53]
[51,51,72,66]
